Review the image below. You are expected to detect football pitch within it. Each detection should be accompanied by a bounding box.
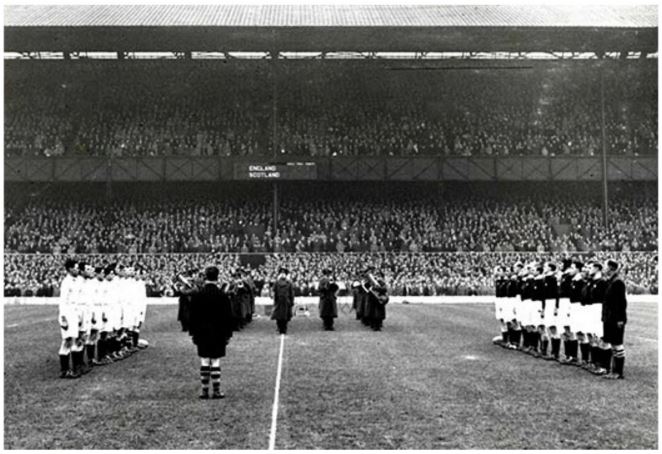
[4,301,658,449]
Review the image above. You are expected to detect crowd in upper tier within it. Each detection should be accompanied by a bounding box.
[4,182,657,255]
[5,61,657,158]
[3,251,657,298]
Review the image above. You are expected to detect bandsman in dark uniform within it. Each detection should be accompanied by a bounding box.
[356,271,371,325]
[175,269,200,333]
[363,269,389,332]
[244,267,257,324]
[188,266,234,399]
[229,270,252,331]
[271,268,295,335]
[351,281,363,320]
[318,268,339,331]
[602,260,627,380]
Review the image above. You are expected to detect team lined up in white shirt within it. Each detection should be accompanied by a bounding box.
[58,260,148,378]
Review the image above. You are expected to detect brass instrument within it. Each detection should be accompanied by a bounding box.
[361,272,388,305]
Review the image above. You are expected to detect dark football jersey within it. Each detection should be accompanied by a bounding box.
[506,277,519,298]
[495,278,507,298]
[570,276,585,303]
[590,278,608,304]
[532,276,545,301]
[580,278,593,305]
[521,277,533,301]
[559,274,573,299]
[543,274,559,301]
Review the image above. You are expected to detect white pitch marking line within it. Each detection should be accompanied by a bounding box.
[630,335,658,343]
[6,317,53,328]
[268,334,286,451]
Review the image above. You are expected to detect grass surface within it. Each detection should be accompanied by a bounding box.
[4,301,658,449]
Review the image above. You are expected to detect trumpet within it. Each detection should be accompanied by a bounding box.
[173,273,199,294]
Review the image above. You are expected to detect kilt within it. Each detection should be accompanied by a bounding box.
[602,322,625,345]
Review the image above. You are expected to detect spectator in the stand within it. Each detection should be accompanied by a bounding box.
[5,61,657,158]
[3,250,657,298]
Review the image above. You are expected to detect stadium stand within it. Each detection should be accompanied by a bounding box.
[5,61,657,158]
[4,181,657,297]
[5,182,656,254]
[4,251,657,298]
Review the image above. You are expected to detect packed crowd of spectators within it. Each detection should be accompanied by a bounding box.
[5,182,656,255]
[5,60,657,158]
[4,251,657,298]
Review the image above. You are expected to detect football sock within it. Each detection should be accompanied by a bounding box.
[72,350,84,371]
[501,331,508,343]
[200,365,210,393]
[97,338,105,359]
[86,344,96,363]
[551,338,561,358]
[580,342,590,362]
[512,329,521,346]
[59,354,70,373]
[593,347,603,368]
[210,366,221,394]
[133,331,140,347]
[602,348,613,372]
[590,346,600,365]
[567,339,578,359]
[540,338,549,356]
[613,348,625,376]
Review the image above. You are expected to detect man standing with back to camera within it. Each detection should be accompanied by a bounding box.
[188,266,234,399]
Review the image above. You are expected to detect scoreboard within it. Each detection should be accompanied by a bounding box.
[233,162,317,180]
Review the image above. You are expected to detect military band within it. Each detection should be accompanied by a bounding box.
[493,258,628,379]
